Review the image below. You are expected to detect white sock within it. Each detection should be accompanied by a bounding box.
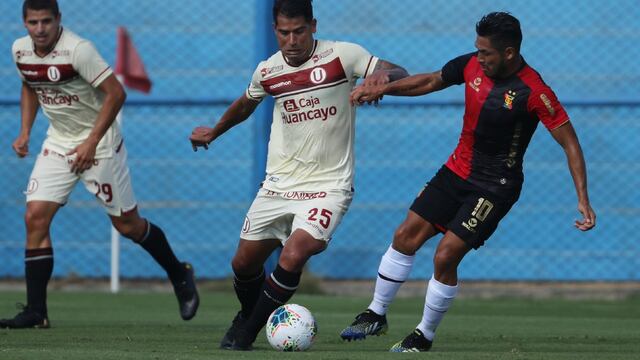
[368,245,415,315]
[417,274,458,341]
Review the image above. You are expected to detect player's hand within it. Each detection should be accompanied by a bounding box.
[67,138,98,174]
[574,201,596,231]
[190,126,214,152]
[12,134,30,158]
[350,84,385,106]
[352,70,390,106]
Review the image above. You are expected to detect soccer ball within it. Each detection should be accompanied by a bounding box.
[265,303,317,351]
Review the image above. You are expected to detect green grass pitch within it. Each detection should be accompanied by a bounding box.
[1,290,639,359]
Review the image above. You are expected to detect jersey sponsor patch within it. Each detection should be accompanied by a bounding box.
[539,93,556,116]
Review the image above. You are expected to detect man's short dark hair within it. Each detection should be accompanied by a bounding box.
[476,12,522,52]
[273,0,313,24]
[23,0,59,19]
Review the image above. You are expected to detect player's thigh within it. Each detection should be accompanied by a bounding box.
[80,145,137,217]
[241,188,295,242]
[25,150,79,205]
[447,191,516,249]
[290,189,353,243]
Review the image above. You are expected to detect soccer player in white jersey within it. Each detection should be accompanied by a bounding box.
[0,0,199,329]
[190,0,408,351]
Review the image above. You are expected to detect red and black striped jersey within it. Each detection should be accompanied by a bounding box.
[441,52,569,198]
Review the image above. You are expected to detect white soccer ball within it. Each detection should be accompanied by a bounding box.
[265,303,317,351]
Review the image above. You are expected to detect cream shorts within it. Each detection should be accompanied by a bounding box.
[25,143,137,216]
[240,188,354,244]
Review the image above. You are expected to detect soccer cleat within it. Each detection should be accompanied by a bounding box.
[0,304,50,329]
[172,262,200,320]
[340,309,388,341]
[389,328,433,352]
[220,311,246,349]
[229,327,255,351]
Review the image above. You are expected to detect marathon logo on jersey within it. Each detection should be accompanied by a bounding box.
[312,48,334,63]
[15,50,33,61]
[51,50,71,59]
[503,90,516,110]
[539,93,556,116]
[468,77,482,92]
[261,65,284,77]
[280,95,337,124]
[260,58,347,97]
[269,80,292,91]
[35,88,80,106]
[16,63,78,84]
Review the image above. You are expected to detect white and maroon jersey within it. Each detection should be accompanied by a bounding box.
[246,40,379,192]
[12,28,120,158]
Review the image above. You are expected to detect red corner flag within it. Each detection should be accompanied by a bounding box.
[115,27,152,93]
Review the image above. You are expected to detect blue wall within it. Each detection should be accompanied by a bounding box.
[0,0,638,280]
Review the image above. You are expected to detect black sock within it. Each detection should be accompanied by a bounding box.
[233,269,265,318]
[138,221,185,283]
[25,248,53,317]
[244,264,301,340]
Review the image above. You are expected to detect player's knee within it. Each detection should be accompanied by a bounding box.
[114,219,145,241]
[392,225,421,255]
[433,246,458,272]
[24,208,51,233]
[231,254,258,275]
[279,248,308,272]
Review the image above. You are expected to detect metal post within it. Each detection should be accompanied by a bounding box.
[255,0,280,274]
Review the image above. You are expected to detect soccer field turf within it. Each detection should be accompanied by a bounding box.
[0,290,638,359]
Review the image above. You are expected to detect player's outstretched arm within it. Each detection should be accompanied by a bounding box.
[67,74,126,174]
[550,121,596,231]
[356,60,409,106]
[13,82,39,158]
[190,95,260,152]
[350,70,449,106]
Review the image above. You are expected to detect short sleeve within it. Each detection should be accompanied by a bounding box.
[528,87,570,131]
[12,41,25,81]
[245,62,267,101]
[441,52,475,86]
[336,42,379,79]
[72,40,112,88]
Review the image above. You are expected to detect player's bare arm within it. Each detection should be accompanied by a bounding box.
[550,121,596,231]
[190,95,260,151]
[13,82,39,158]
[67,74,126,174]
[350,70,449,106]
[363,60,409,86]
[357,60,409,105]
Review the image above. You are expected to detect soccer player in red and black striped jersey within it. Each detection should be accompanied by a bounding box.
[341,12,596,352]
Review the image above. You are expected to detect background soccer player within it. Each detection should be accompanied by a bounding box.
[0,0,198,329]
[189,0,408,351]
[340,12,596,352]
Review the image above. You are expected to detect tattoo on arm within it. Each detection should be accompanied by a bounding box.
[373,60,409,81]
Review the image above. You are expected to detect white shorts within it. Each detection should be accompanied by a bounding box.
[25,143,137,216]
[240,188,354,244]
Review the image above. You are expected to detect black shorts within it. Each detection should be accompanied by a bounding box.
[410,166,518,249]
